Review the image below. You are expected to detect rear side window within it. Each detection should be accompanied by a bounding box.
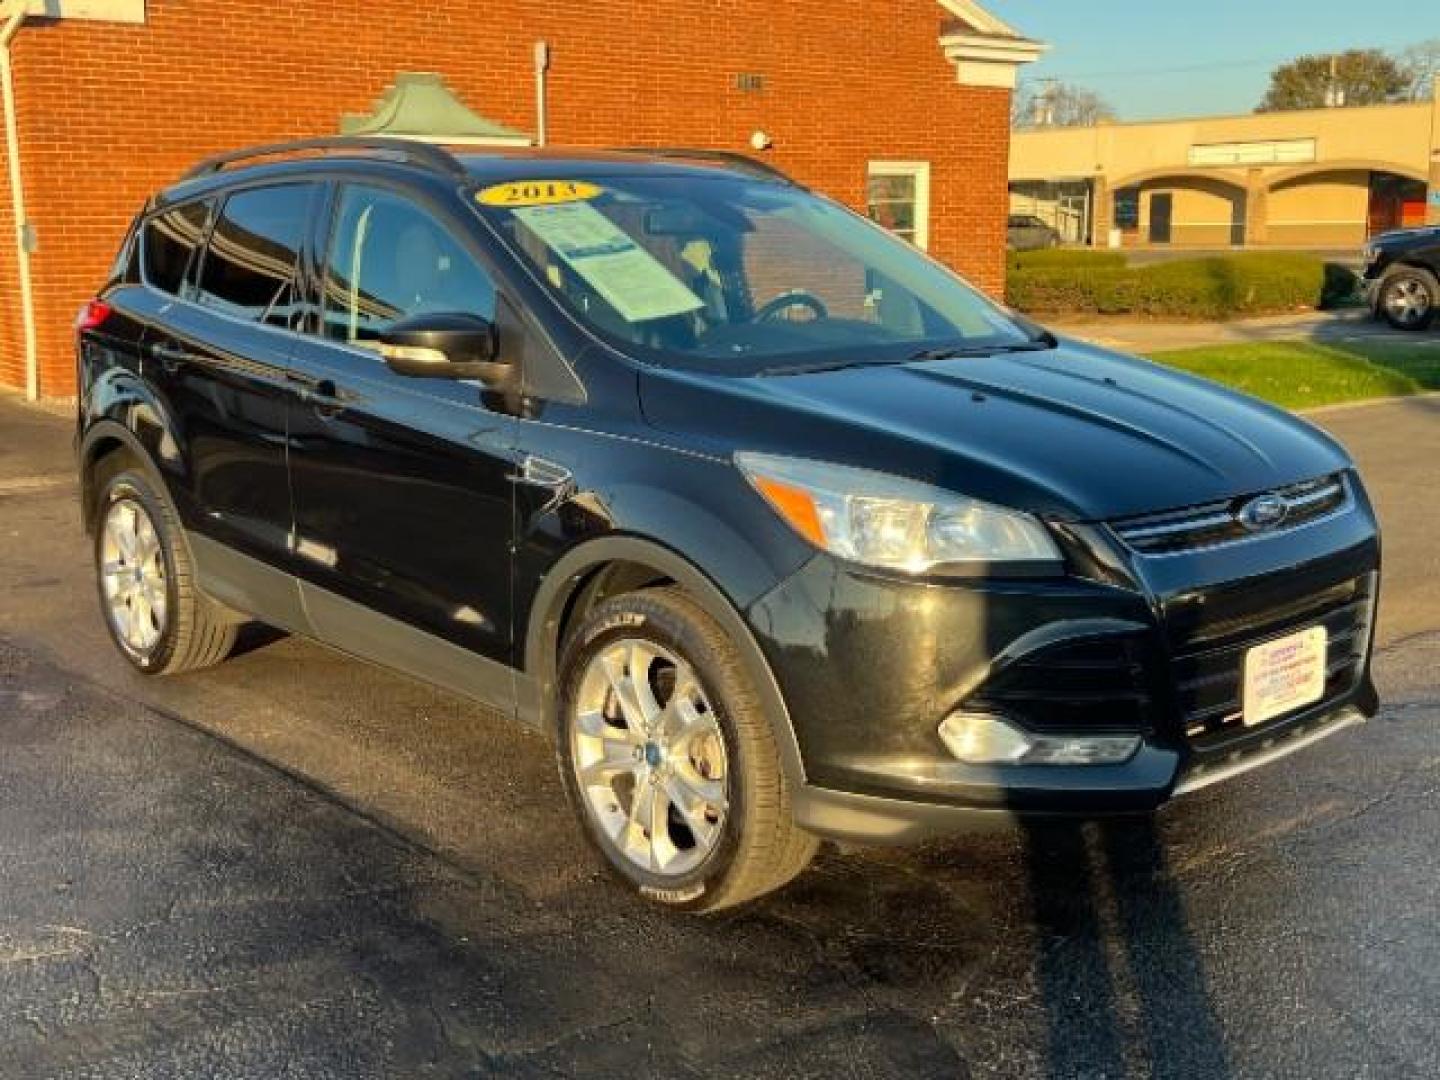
[142,200,212,295]
[196,183,319,328]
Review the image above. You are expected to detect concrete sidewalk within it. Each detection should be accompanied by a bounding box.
[1050,308,1438,354]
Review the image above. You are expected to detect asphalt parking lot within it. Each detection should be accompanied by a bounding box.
[1,391,1438,1079]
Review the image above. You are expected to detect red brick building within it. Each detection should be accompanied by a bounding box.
[0,0,1041,399]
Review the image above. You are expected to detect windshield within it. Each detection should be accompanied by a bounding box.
[472,174,1037,373]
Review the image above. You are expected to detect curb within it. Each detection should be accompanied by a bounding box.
[1299,391,1440,418]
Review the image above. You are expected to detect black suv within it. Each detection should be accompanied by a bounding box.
[77,138,1380,912]
[1363,225,1440,330]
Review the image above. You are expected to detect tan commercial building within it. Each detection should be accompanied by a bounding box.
[1010,79,1440,250]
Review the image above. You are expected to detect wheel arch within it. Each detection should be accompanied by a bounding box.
[79,420,169,534]
[522,535,808,786]
[1385,258,1440,279]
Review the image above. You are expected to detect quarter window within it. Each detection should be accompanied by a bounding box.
[322,185,496,344]
[866,162,931,250]
[196,183,318,328]
[141,200,213,296]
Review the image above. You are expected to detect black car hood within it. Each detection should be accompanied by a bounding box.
[638,338,1352,522]
[1373,225,1440,247]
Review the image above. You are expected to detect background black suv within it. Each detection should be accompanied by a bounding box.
[77,138,1380,912]
[1363,225,1440,330]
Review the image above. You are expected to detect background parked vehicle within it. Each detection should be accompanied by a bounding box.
[1007,213,1062,251]
[1362,226,1440,331]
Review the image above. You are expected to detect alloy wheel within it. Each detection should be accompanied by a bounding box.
[570,638,730,878]
[1385,277,1433,327]
[99,496,168,656]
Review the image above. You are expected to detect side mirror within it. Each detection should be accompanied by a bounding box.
[376,312,512,384]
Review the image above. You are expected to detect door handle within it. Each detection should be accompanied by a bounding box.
[149,341,193,373]
[509,455,573,488]
[287,372,344,417]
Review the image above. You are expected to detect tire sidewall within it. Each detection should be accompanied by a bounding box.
[94,471,181,673]
[555,598,750,912]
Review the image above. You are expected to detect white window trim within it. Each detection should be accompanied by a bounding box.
[867,160,932,251]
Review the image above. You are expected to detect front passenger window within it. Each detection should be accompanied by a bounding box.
[322,185,496,345]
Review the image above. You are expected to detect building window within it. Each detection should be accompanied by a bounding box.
[866,161,931,249]
[1113,186,1141,231]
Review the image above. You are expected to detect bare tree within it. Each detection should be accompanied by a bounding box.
[1013,81,1117,129]
[1395,39,1440,101]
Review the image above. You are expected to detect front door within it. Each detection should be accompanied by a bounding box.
[286,181,519,689]
[1149,193,1174,245]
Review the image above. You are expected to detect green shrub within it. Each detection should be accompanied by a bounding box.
[1007,248,1128,272]
[1006,252,1360,319]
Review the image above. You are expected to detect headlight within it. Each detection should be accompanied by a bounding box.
[736,453,1061,573]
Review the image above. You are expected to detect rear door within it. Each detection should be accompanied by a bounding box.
[285,180,519,689]
[146,182,321,571]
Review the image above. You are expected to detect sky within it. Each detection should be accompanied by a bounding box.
[984,0,1439,121]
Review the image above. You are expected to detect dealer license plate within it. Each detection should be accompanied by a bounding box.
[1242,625,1328,727]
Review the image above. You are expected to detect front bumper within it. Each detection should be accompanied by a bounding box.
[1361,271,1383,312]
[788,703,1367,844]
[747,484,1381,843]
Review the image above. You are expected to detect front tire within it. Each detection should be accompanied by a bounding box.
[94,467,237,675]
[556,588,818,913]
[1378,266,1438,331]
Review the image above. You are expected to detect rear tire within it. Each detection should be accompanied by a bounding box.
[556,587,818,913]
[93,466,237,675]
[1378,266,1437,331]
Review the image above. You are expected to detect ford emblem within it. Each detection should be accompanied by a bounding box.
[1237,494,1289,532]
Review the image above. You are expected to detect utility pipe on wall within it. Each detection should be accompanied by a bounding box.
[0,1,37,401]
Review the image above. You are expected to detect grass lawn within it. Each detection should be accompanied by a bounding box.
[1146,339,1440,411]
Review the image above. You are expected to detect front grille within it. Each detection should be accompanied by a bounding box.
[970,635,1156,735]
[1170,573,1375,752]
[1112,474,1349,555]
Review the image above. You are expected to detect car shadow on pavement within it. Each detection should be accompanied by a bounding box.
[1020,816,1229,1079]
[713,809,1231,1077]
[228,621,289,659]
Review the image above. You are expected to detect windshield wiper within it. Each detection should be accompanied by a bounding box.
[754,332,1059,377]
[906,336,1056,364]
[754,357,909,377]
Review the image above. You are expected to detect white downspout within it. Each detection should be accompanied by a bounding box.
[0,1,37,401]
[534,41,550,148]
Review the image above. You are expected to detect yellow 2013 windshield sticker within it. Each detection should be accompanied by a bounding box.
[476,180,602,207]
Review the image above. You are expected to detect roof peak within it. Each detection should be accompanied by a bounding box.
[936,0,1024,39]
[340,72,531,146]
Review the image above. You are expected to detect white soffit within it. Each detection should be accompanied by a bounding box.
[22,0,145,23]
[937,1,1047,90]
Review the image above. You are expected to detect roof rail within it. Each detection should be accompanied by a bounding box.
[613,147,795,183]
[181,136,469,182]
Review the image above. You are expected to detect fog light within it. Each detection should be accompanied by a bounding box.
[938,712,1032,764]
[939,712,1141,767]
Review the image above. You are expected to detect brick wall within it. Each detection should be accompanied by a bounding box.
[7,0,1013,397]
